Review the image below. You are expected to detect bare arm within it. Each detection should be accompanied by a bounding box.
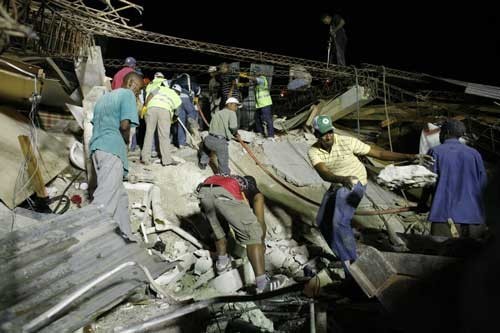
[314,162,355,185]
[366,147,415,161]
[120,119,131,145]
[253,193,267,241]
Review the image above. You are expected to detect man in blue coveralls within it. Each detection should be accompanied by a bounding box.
[427,119,487,238]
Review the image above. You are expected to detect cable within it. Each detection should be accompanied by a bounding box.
[382,66,393,151]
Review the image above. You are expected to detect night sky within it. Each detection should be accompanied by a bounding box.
[107,2,500,85]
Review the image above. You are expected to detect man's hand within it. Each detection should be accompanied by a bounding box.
[412,154,434,168]
[341,176,359,189]
[239,72,248,78]
[234,132,241,141]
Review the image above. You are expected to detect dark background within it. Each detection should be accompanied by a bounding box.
[104,2,500,85]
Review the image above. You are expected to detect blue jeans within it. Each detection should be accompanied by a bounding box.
[316,183,366,262]
[255,106,274,138]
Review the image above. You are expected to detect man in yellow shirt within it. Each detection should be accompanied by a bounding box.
[308,115,419,271]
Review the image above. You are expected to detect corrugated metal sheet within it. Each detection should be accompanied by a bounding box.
[428,75,500,100]
[0,206,173,332]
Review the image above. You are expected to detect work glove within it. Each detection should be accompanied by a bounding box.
[140,106,147,119]
[174,108,181,117]
[239,72,248,78]
[412,154,434,169]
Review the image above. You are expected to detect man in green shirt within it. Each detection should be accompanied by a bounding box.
[198,97,240,175]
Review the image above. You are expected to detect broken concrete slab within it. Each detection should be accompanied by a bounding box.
[262,139,328,187]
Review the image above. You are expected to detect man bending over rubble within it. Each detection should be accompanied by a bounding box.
[90,71,143,241]
[197,174,285,293]
[307,116,427,281]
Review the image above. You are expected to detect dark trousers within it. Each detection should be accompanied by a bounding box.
[254,106,274,138]
[431,222,486,239]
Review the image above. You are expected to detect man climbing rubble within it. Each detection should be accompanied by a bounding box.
[304,115,429,295]
[197,174,286,293]
[198,97,241,175]
[90,71,142,241]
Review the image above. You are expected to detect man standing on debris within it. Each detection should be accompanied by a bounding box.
[141,81,182,166]
[198,97,241,175]
[425,119,487,238]
[90,72,142,240]
[308,115,421,270]
[197,174,285,293]
[175,85,200,148]
[111,56,136,90]
[240,71,274,139]
[321,13,347,66]
[218,63,242,109]
[208,65,220,112]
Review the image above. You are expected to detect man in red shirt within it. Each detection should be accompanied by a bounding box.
[197,174,285,293]
[112,57,137,90]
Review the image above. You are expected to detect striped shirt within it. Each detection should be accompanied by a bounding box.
[308,134,371,185]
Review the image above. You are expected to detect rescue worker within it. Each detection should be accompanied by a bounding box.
[424,119,487,238]
[198,97,241,175]
[208,65,220,112]
[141,81,181,166]
[240,71,274,139]
[111,57,136,90]
[303,115,429,296]
[197,174,286,293]
[176,86,200,148]
[90,71,142,240]
[309,116,425,268]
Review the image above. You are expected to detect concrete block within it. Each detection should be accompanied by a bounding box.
[209,269,243,294]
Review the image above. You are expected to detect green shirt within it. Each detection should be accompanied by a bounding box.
[90,88,139,175]
[209,107,238,139]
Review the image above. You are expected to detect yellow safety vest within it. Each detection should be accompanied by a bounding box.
[148,86,182,116]
[255,75,272,109]
[146,78,165,96]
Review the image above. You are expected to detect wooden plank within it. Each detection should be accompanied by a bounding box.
[18,135,47,198]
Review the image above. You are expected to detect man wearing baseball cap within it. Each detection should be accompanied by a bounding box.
[198,97,241,175]
[307,115,425,274]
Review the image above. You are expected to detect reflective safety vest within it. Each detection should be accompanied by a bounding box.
[255,75,272,109]
[147,86,182,115]
[146,78,165,96]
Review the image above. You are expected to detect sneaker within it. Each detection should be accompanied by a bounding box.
[256,274,287,294]
[215,258,232,275]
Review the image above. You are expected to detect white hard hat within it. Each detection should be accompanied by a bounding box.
[154,72,164,78]
[225,97,241,105]
[208,66,217,73]
[172,84,182,93]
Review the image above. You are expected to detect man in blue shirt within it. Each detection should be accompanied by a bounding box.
[90,71,142,241]
[427,119,487,238]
